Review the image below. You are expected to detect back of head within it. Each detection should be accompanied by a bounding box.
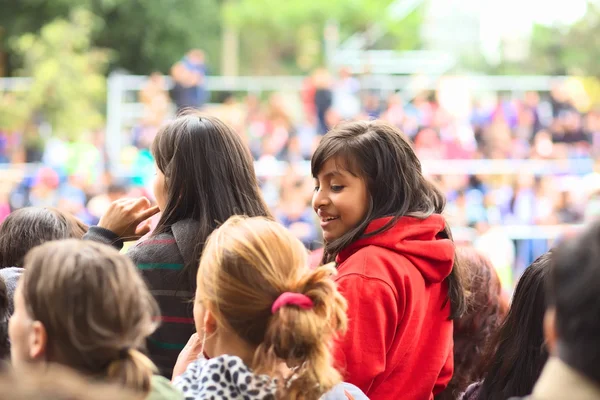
[311,120,465,318]
[0,207,88,268]
[480,251,552,400]
[437,247,505,400]
[550,223,600,384]
[151,113,271,286]
[199,216,348,400]
[20,240,159,394]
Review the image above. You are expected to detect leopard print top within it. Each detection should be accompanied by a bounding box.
[174,355,277,400]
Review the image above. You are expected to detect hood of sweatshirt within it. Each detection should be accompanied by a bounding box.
[337,215,454,284]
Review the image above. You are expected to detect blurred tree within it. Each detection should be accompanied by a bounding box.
[0,0,221,75]
[223,0,423,74]
[0,9,108,148]
[479,2,600,78]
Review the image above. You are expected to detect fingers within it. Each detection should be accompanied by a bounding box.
[138,205,160,222]
[134,220,153,238]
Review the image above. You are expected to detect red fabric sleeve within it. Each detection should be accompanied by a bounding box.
[334,274,400,394]
[433,342,454,395]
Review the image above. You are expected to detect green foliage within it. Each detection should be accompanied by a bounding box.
[482,2,600,78]
[225,0,422,74]
[3,9,109,141]
[0,0,222,75]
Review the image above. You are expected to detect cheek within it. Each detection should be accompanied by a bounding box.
[9,312,29,365]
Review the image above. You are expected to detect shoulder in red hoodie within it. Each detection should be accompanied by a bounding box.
[334,214,454,400]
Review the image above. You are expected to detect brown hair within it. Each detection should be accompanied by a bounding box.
[436,246,506,400]
[198,216,348,400]
[21,240,160,394]
[311,120,466,318]
[0,207,88,268]
[151,112,271,289]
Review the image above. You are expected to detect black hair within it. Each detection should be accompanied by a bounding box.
[0,207,88,268]
[550,224,600,385]
[479,251,552,400]
[151,112,272,288]
[311,120,465,318]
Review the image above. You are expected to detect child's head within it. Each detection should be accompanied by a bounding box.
[439,247,506,400]
[195,216,347,399]
[311,120,445,253]
[479,251,552,399]
[0,207,88,268]
[151,112,271,282]
[9,240,159,394]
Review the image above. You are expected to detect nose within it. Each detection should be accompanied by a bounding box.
[312,187,330,211]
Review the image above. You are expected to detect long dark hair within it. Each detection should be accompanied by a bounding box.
[151,112,271,287]
[478,251,552,400]
[311,120,466,318]
[0,207,88,268]
[437,247,507,400]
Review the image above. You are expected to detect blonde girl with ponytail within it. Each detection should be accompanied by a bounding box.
[172,216,368,400]
[8,240,182,400]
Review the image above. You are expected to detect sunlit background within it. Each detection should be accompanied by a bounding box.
[2,0,600,287]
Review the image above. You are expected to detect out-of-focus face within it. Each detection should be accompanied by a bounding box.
[9,283,46,369]
[153,164,167,211]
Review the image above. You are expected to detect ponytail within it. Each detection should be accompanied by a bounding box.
[253,264,348,400]
[106,349,156,395]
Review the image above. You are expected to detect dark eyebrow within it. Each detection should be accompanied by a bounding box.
[319,170,343,179]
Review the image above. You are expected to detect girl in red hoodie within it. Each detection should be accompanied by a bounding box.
[312,120,466,400]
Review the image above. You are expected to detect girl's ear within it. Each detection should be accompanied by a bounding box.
[544,308,558,355]
[28,321,48,361]
[204,309,218,335]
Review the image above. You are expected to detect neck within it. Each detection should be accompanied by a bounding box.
[208,330,256,368]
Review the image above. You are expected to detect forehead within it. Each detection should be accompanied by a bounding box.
[315,157,357,179]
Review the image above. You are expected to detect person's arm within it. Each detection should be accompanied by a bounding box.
[334,273,400,394]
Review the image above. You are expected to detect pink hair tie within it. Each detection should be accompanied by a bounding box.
[271,292,314,314]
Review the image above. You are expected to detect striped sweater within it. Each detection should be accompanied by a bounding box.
[84,219,200,378]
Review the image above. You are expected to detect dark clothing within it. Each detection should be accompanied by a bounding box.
[84,219,200,378]
[314,89,332,134]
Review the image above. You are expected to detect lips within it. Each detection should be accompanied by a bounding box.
[318,211,340,228]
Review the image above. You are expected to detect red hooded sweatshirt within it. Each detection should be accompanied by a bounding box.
[334,215,454,400]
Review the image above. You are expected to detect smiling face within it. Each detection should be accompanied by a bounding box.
[312,158,369,243]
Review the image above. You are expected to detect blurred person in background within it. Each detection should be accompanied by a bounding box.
[275,174,318,249]
[332,67,360,120]
[363,92,382,119]
[436,247,507,400]
[381,93,405,128]
[87,181,130,223]
[462,251,552,400]
[170,49,207,112]
[313,68,333,135]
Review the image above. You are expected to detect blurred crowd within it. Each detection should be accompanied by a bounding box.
[2,58,600,285]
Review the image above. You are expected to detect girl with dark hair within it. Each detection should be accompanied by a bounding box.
[311,120,466,400]
[85,113,272,377]
[436,247,507,400]
[461,251,552,400]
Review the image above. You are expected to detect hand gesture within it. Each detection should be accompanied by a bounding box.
[98,197,159,240]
